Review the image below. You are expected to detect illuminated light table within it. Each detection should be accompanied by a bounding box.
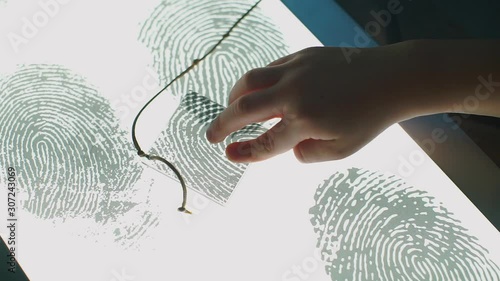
[0,0,498,280]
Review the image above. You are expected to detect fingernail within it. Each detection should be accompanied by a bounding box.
[295,146,308,163]
[227,142,251,162]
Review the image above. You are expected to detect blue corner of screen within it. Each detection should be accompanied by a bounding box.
[280,0,378,47]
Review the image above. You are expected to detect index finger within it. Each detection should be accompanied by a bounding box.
[228,66,283,105]
[207,87,282,143]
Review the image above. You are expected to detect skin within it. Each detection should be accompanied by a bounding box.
[205,39,500,163]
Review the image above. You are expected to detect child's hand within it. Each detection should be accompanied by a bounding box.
[205,43,420,163]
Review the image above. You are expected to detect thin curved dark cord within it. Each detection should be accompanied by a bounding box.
[131,0,263,214]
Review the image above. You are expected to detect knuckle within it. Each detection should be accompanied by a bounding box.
[306,46,323,53]
[297,46,318,59]
[300,47,315,55]
[234,95,252,114]
[243,68,261,87]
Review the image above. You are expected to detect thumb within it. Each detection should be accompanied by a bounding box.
[293,139,350,163]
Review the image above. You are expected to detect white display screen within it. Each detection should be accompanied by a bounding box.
[0,0,498,280]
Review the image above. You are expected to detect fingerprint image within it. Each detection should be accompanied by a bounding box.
[138,0,289,105]
[0,65,157,245]
[309,168,500,281]
[149,92,266,204]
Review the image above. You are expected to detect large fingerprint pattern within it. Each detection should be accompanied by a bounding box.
[139,0,289,105]
[310,168,500,281]
[0,65,148,232]
[149,92,266,205]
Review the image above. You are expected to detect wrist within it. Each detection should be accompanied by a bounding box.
[394,39,500,118]
[375,40,438,123]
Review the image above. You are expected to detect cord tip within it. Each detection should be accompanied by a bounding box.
[178,207,192,215]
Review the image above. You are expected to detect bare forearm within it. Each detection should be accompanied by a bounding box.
[401,39,500,119]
